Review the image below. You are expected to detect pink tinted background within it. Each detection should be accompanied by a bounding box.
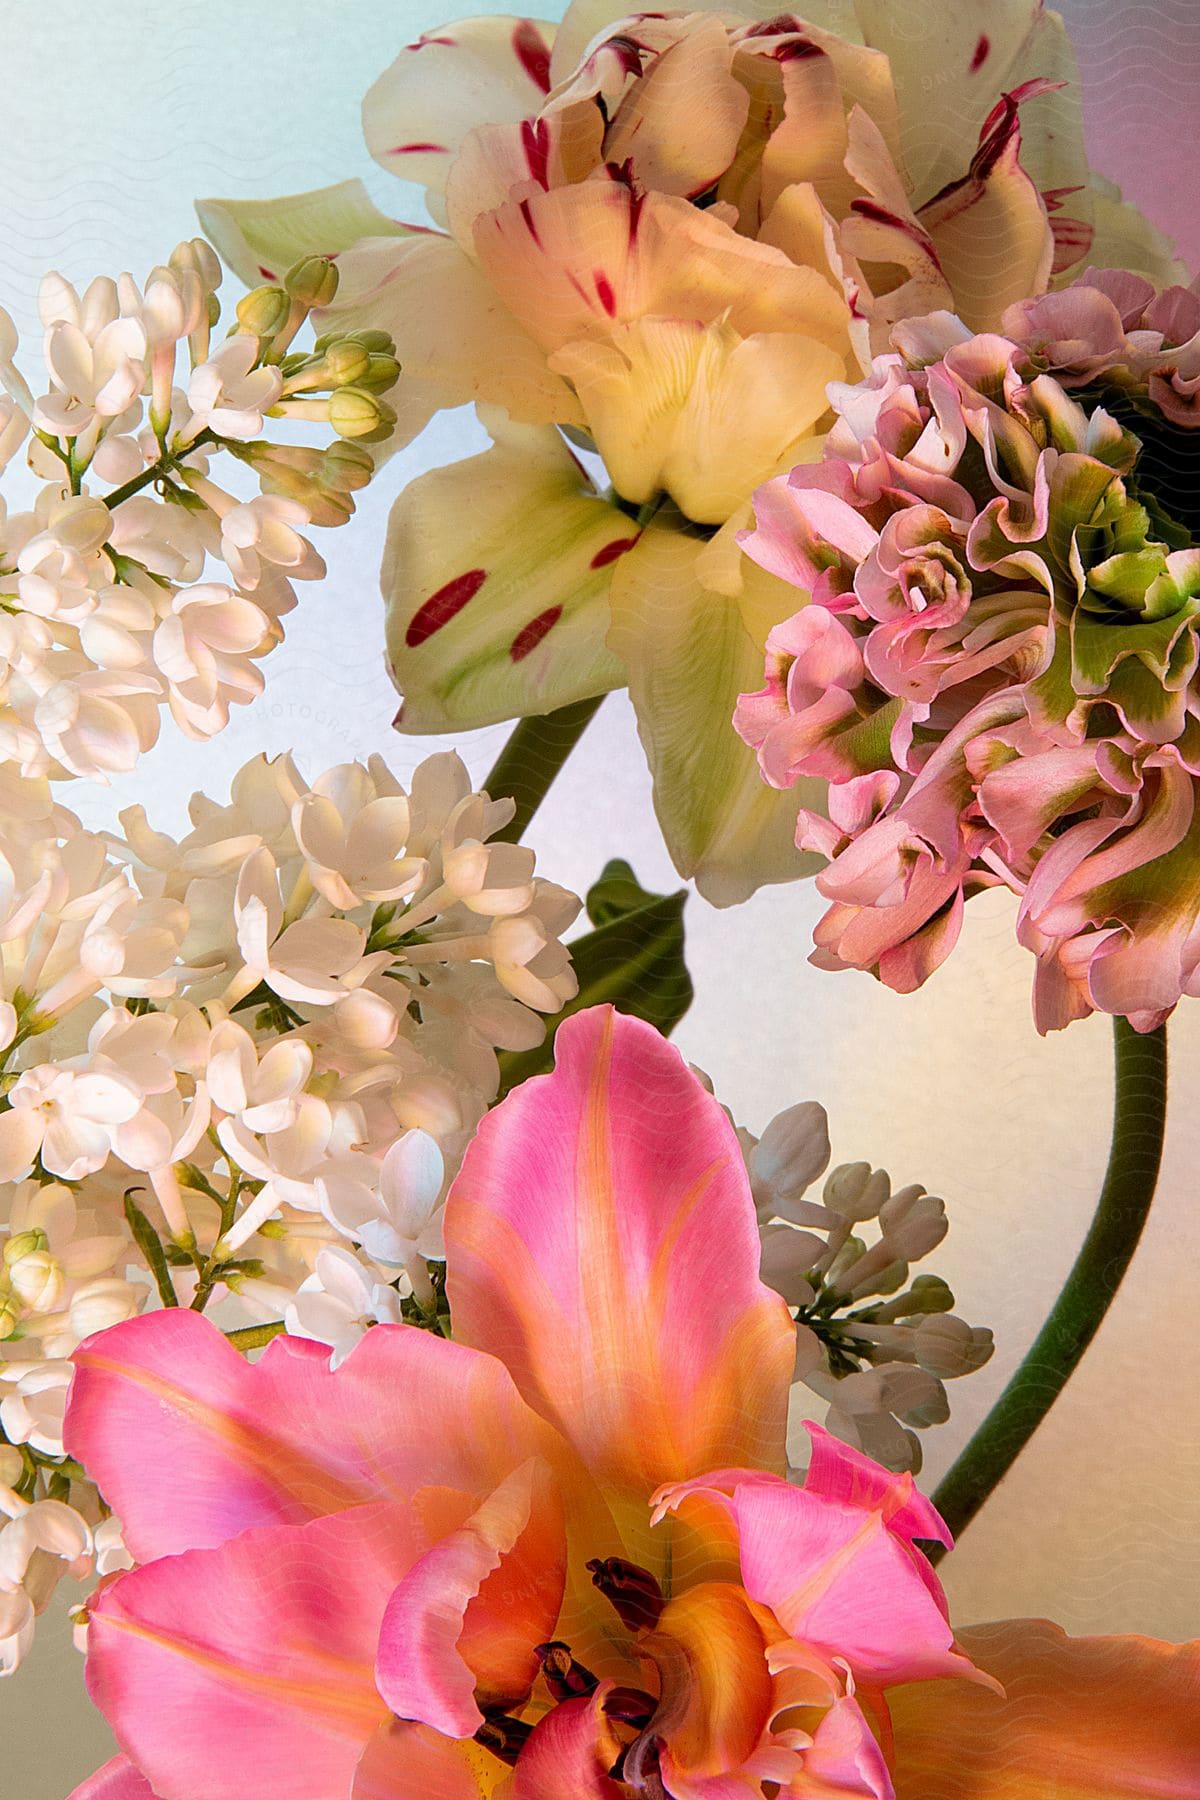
[1059,0,1199,271]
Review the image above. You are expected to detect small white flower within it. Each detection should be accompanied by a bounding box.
[186,336,282,439]
[0,1362,74,1457]
[284,1246,402,1370]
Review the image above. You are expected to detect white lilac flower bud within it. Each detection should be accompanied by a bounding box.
[5,1248,65,1313]
[823,1162,891,1221]
[913,1314,995,1378]
[748,1100,830,1224]
[743,1101,991,1471]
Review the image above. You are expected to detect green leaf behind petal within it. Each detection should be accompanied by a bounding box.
[496,859,693,1096]
[608,511,825,906]
[196,180,416,288]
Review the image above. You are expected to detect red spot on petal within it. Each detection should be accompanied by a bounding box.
[1048,214,1095,275]
[595,273,617,317]
[771,36,822,62]
[970,33,990,72]
[389,141,449,155]
[258,264,276,280]
[513,19,552,92]
[590,535,639,568]
[521,118,551,188]
[407,33,457,49]
[519,198,542,246]
[406,569,487,646]
[510,605,563,661]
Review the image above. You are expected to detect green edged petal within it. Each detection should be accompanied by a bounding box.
[1085,173,1186,287]
[608,511,825,906]
[196,180,416,288]
[383,415,627,733]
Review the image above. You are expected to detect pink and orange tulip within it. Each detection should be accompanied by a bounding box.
[65,1008,1199,1797]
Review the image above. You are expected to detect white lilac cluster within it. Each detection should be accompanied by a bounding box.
[0,748,579,1666]
[738,1100,992,1473]
[0,241,398,781]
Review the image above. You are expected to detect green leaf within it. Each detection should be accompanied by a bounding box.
[123,1191,180,1309]
[497,860,693,1096]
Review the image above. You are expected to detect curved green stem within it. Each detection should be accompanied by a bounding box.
[225,1320,286,1353]
[930,1016,1168,1557]
[102,427,217,509]
[483,696,605,843]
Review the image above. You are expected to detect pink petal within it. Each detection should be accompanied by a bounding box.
[805,1691,895,1799]
[445,1006,795,1501]
[375,1461,566,1734]
[67,1311,557,1560]
[511,1689,628,1798]
[70,1758,161,1800]
[351,1719,490,1799]
[85,1503,418,1800]
[652,1470,976,1688]
[802,1423,951,1550]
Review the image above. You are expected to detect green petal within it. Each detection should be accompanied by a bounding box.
[607,511,824,906]
[1085,173,1186,286]
[383,416,626,733]
[196,180,416,288]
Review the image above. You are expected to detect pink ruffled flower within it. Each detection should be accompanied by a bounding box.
[62,1008,1200,1797]
[737,277,1200,1031]
[1004,265,1200,426]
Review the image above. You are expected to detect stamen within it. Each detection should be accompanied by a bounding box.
[585,1557,665,1632]
[620,1729,670,1795]
[534,1639,598,1701]
[473,1714,533,1766]
[603,1685,656,1729]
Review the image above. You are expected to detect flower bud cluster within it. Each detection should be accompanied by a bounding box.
[0,748,580,1658]
[0,243,399,780]
[739,1099,993,1472]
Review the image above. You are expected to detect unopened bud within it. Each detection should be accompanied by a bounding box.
[4,1229,49,1267]
[171,237,221,292]
[900,1274,955,1316]
[9,1248,65,1312]
[0,1289,19,1339]
[321,440,374,492]
[315,326,390,354]
[915,1314,994,1378]
[284,256,339,309]
[320,340,372,387]
[236,285,290,339]
[824,1162,889,1222]
[328,387,393,440]
[358,351,401,393]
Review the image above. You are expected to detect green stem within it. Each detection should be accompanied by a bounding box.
[930,1016,1167,1556]
[225,1320,286,1353]
[102,428,217,509]
[483,696,605,844]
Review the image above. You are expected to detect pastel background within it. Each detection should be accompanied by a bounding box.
[1,1,1198,1786]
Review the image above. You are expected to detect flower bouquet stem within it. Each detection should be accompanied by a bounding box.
[930,1017,1168,1556]
[483,695,605,844]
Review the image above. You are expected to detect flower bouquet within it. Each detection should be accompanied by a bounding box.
[0,2,1196,1795]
